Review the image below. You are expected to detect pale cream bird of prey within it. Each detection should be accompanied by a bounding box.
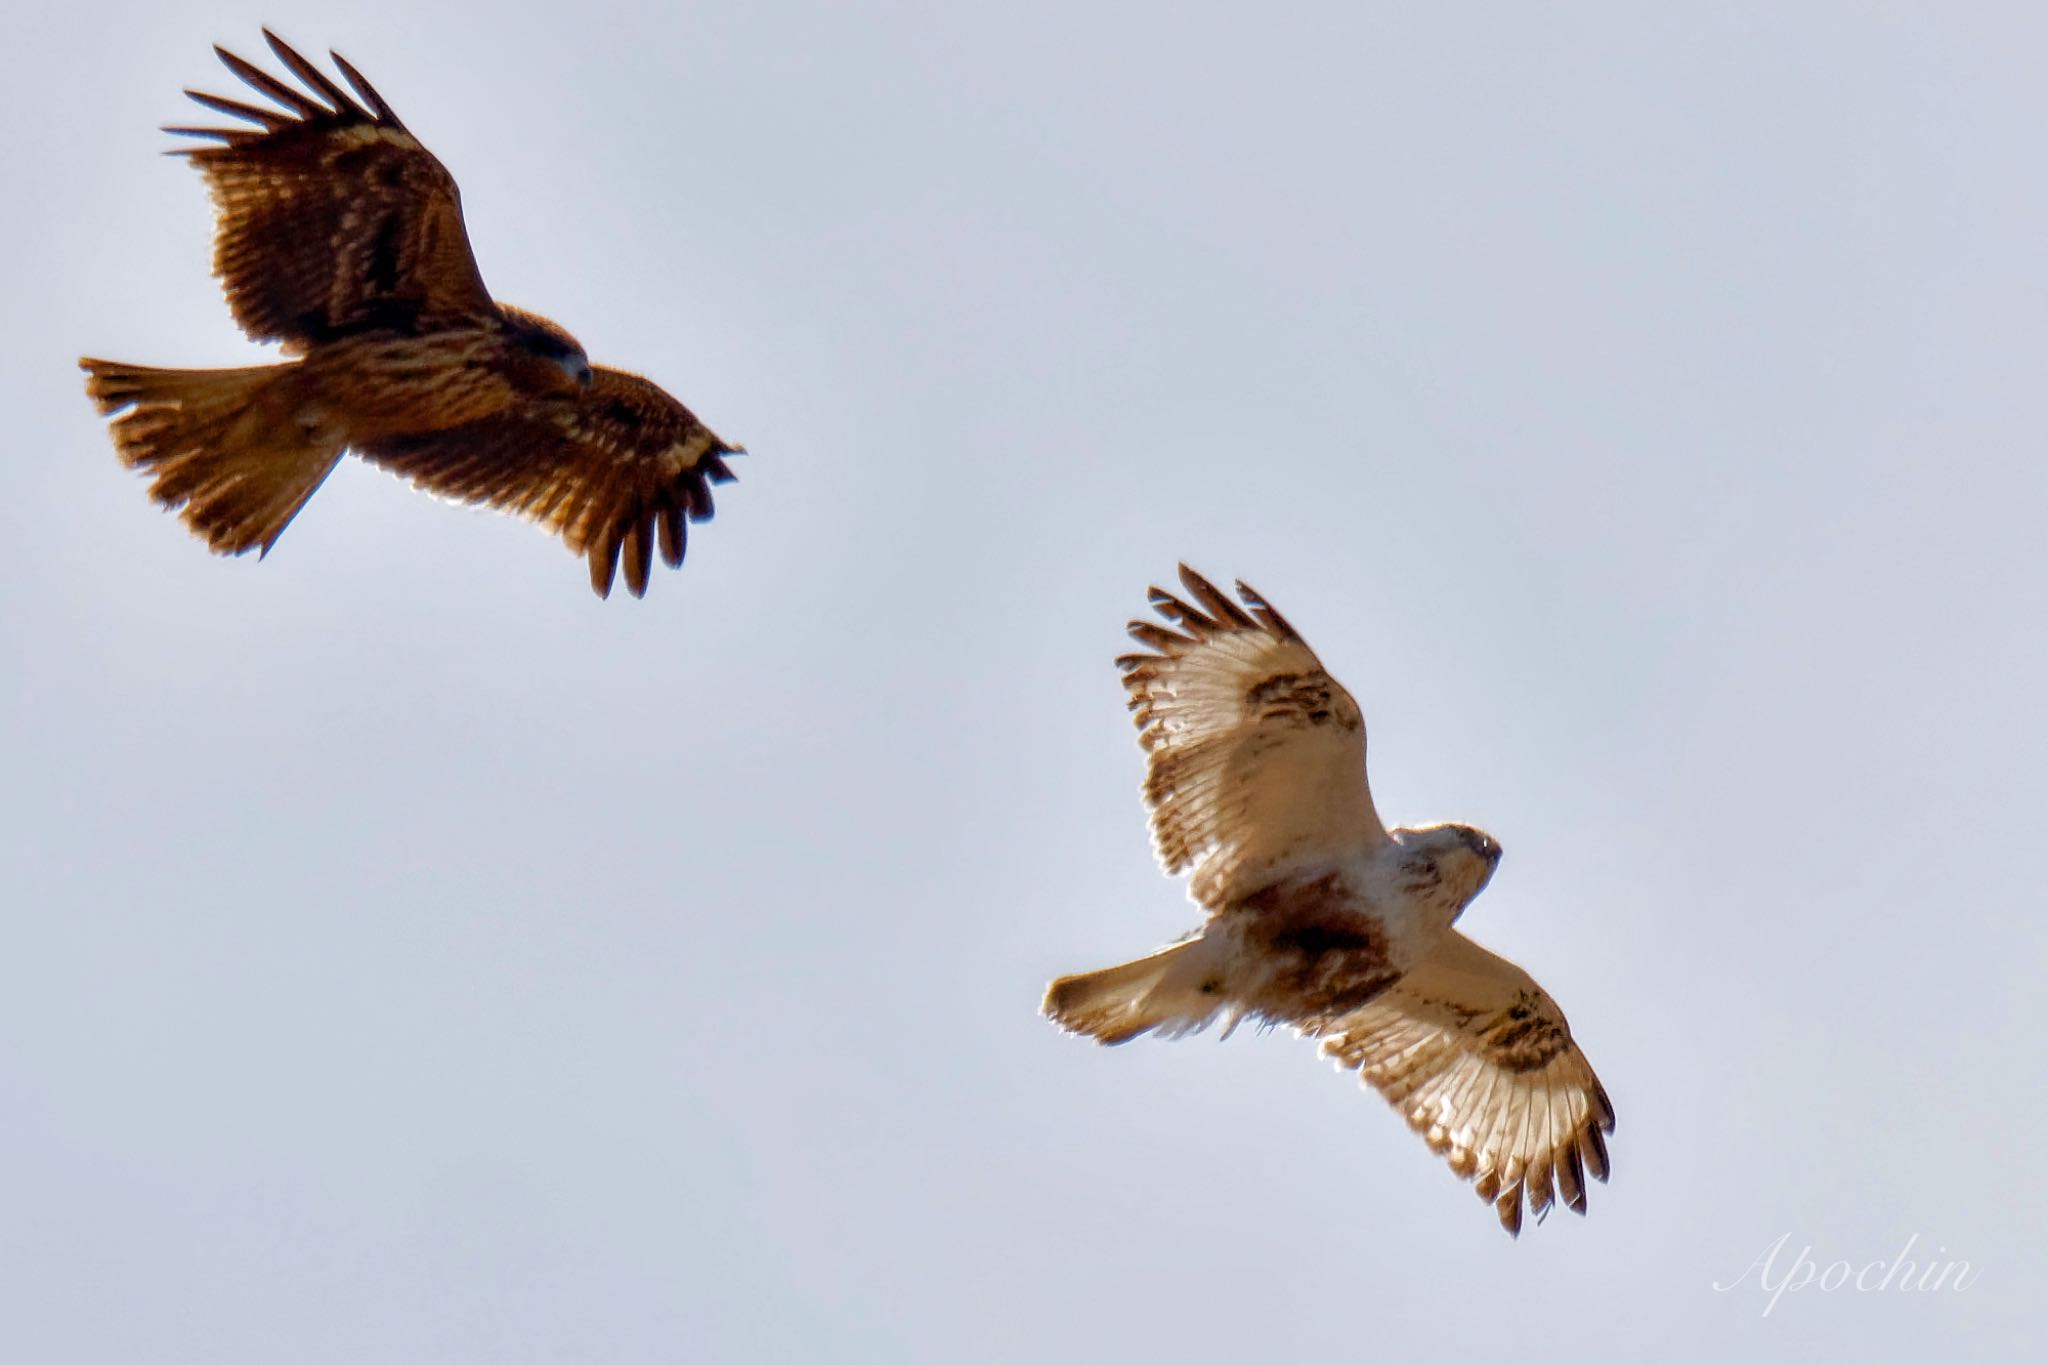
[1044,567,1614,1235]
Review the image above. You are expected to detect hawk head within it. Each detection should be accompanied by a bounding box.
[500,305,594,394]
[1393,822,1502,921]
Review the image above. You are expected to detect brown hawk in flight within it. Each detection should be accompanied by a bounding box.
[1045,568,1614,1235]
[80,30,742,597]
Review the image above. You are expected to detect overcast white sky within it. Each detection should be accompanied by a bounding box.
[3,2,2043,1360]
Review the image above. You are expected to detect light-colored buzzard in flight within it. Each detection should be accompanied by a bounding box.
[80,30,742,597]
[1045,567,1614,1235]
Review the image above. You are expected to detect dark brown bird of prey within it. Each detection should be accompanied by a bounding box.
[1045,568,1614,1235]
[80,30,743,597]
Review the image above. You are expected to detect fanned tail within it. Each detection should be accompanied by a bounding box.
[1043,936,1232,1045]
[80,358,343,556]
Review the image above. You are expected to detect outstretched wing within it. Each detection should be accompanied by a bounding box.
[167,30,494,346]
[1320,931,1615,1236]
[358,367,742,598]
[1117,566,1388,910]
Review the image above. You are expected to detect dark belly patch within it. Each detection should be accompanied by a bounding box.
[1237,874,1397,1024]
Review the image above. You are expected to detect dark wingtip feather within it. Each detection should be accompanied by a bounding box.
[261,29,359,116]
[1125,621,1181,652]
[621,518,653,598]
[683,476,716,523]
[587,542,617,599]
[1557,1143,1588,1215]
[1579,1123,1611,1183]
[1173,563,1223,606]
[1175,565,1255,628]
[1145,587,1203,630]
[1235,578,1301,639]
[213,43,328,118]
[1524,1163,1554,1222]
[328,48,405,128]
[1496,1189,1523,1238]
[657,506,686,567]
[181,88,293,129]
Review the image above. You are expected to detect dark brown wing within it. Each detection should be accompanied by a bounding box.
[1319,931,1615,1237]
[166,30,494,346]
[358,367,743,598]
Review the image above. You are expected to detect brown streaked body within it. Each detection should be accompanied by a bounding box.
[80,30,743,598]
[1043,567,1614,1237]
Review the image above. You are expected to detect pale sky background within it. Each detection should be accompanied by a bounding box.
[3,1,2043,1360]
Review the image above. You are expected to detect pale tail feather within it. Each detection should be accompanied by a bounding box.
[80,358,343,557]
[1043,936,1234,1045]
